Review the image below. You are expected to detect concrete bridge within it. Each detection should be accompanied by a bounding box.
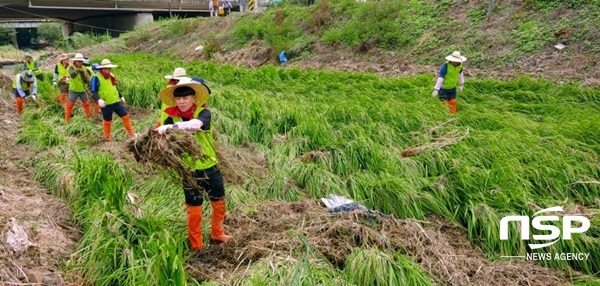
[0,0,240,36]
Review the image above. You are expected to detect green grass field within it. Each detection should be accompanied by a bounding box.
[12,52,598,285]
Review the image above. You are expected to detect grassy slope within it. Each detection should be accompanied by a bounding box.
[5,0,600,284]
[12,52,600,284]
[98,0,600,83]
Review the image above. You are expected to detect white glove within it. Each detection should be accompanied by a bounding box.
[458,85,463,93]
[432,90,439,97]
[52,82,57,86]
[98,99,106,108]
[121,97,126,104]
[32,95,37,101]
[154,124,174,135]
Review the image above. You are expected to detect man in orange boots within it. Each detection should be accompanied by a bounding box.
[90,59,136,141]
[53,53,70,105]
[12,70,37,116]
[65,53,92,123]
[154,79,232,251]
[432,51,467,114]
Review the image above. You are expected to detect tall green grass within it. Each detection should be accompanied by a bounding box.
[16,52,600,284]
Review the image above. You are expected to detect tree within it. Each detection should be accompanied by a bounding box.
[0,27,16,46]
[37,22,62,44]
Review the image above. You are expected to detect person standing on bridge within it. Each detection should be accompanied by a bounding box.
[23,54,43,80]
[12,70,38,116]
[432,51,467,114]
[53,53,70,106]
[90,59,136,141]
[154,79,232,251]
[65,53,92,123]
[209,0,219,17]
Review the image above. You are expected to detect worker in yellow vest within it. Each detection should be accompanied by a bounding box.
[12,70,38,116]
[53,53,70,106]
[65,53,92,123]
[432,51,467,114]
[90,59,136,141]
[154,79,232,251]
[23,54,43,80]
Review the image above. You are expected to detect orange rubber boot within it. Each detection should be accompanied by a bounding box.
[121,114,135,137]
[103,120,112,141]
[59,93,67,106]
[187,205,205,250]
[82,101,91,118]
[449,99,457,114]
[210,200,232,243]
[65,102,75,124]
[16,97,24,115]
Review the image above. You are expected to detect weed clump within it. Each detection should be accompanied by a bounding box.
[126,128,205,186]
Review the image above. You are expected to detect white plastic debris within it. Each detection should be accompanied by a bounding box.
[554,43,566,50]
[5,217,32,256]
[195,45,204,51]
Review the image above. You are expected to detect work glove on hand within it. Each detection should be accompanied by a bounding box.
[120,97,126,104]
[432,90,439,97]
[31,94,37,101]
[98,99,106,108]
[52,81,57,86]
[458,85,463,93]
[155,124,174,135]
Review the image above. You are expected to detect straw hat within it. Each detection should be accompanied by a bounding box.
[159,78,209,107]
[20,70,35,82]
[58,53,69,61]
[164,67,190,80]
[23,53,32,59]
[445,51,467,63]
[97,59,118,69]
[70,53,86,62]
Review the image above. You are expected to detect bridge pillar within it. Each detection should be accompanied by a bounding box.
[67,13,153,36]
[113,13,154,32]
[62,22,73,37]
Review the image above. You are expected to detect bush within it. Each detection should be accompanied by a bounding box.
[37,22,63,44]
[0,27,16,46]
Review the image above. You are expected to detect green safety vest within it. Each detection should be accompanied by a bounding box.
[171,107,218,171]
[57,63,69,82]
[25,60,42,76]
[97,73,120,105]
[12,76,31,91]
[441,61,463,89]
[68,66,87,92]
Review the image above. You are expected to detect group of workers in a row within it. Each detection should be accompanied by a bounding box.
[16,53,232,251]
[12,49,468,251]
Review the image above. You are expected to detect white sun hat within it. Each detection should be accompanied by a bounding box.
[445,51,467,63]
[70,53,86,62]
[164,67,190,80]
[97,59,118,69]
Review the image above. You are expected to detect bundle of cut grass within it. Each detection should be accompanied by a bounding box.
[127,128,205,186]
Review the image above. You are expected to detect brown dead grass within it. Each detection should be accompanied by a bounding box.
[0,97,81,285]
[187,199,575,285]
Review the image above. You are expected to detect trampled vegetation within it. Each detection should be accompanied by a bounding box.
[10,52,599,285]
[2,0,599,284]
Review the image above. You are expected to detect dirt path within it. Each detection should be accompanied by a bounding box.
[0,96,80,285]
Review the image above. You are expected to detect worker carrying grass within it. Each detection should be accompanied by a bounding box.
[90,59,136,141]
[23,53,43,80]
[154,79,232,251]
[156,67,210,128]
[12,70,37,116]
[53,53,70,106]
[432,51,467,114]
[65,53,92,123]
